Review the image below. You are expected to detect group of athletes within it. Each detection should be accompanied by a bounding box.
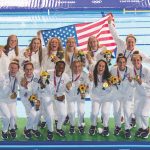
[0,15,150,141]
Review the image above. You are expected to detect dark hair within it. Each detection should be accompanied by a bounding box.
[23,61,34,70]
[132,51,140,55]
[93,59,111,87]
[55,60,66,68]
[4,35,19,56]
[117,53,127,63]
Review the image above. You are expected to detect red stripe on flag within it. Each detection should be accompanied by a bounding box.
[96,30,111,39]
[75,23,91,27]
[78,36,114,47]
[77,29,100,40]
[75,14,116,51]
[98,36,114,41]
[102,43,116,47]
[77,24,109,40]
[40,13,116,51]
[77,30,111,41]
[76,19,108,33]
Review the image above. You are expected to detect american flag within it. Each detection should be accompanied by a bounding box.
[40,14,116,51]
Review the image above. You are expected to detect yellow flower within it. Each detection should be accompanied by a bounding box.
[40,71,49,77]
[79,84,87,94]
[109,75,120,85]
[103,50,112,55]
[78,51,85,56]
[50,54,55,59]
[28,94,38,102]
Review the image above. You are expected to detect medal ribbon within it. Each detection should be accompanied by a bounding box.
[25,74,34,84]
[124,49,132,59]
[54,71,62,93]
[117,66,127,81]
[134,65,142,78]
[72,73,81,82]
[70,53,74,65]
[9,72,17,93]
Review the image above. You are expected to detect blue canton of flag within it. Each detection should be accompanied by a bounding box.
[41,25,78,47]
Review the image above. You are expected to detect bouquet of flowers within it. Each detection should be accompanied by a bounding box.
[77,51,86,65]
[39,71,50,89]
[28,94,40,111]
[77,84,88,99]
[108,75,121,89]
[56,50,64,60]
[103,49,113,66]
[50,54,56,62]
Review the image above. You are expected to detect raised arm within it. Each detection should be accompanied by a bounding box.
[108,15,126,55]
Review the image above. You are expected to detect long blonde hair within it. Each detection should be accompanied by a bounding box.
[87,36,100,57]
[65,37,78,64]
[28,37,43,66]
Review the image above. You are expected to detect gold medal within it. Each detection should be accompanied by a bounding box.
[103,82,109,89]
[10,92,17,99]
[135,75,140,81]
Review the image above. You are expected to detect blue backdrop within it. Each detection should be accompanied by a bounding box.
[0,0,150,11]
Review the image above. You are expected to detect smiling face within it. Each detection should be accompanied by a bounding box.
[126,37,136,51]
[132,55,142,70]
[117,57,127,71]
[72,61,82,75]
[66,38,76,52]
[88,36,99,50]
[97,61,106,75]
[9,63,19,77]
[31,39,41,52]
[24,64,34,78]
[55,62,65,77]
[50,38,59,51]
[8,35,18,49]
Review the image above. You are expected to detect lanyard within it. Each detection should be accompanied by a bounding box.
[92,49,97,53]
[124,49,132,59]
[25,74,34,83]
[91,49,97,57]
[9,48,14,52]
[70,53,74,65]
[9,72,17,93]
[134,65,142,78]
[72,73,81,82]
[117,67,127,81]
[54,71,62,93]
[24,75,34,89]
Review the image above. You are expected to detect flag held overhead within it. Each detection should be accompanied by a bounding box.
[39,13,116,51]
